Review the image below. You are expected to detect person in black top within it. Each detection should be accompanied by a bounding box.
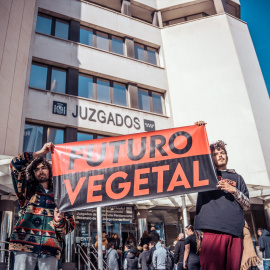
[139,231,151,247]
[147,241,156,270]
[174,233,185,270]
[183,225,201,270]
[194,121,250,270]
[149,227,160,243]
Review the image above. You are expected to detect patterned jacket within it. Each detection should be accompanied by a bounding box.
[9,152,75,259]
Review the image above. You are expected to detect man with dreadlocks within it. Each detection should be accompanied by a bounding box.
[194,121,250,270]
[9,142,75,270]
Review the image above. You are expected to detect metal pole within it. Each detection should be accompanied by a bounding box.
[97,207,103,270]
[181,195,188,235]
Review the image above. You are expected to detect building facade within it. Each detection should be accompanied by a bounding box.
[1,0,270,266]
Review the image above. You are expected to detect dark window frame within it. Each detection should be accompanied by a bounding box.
[30,62,67,94]
[37,13,70,40]
[134,42,158,65]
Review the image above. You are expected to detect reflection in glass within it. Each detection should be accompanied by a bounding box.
[152,93,163,114]
[23,124,43,152]
[29,64,48,89]
[112,37,124,55]
[51,68,66,94]
[80,28,93,46]
[135,44,145,61]
[147,49,157,65]
[114,83,126,106]
[77,132,94,141]
[138,90,150,112]
[79,75,93,99]
[36,14,52,35]
[97,79,110,103]
[46,128,64,159]
[55,19,69,39]
[97,32,109,51]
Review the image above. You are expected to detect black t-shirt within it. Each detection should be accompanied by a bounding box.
[185,234,197,255]
[194,170,249,238]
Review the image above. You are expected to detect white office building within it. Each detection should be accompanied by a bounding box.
[1,0,270,267]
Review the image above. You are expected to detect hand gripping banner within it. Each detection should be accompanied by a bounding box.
[52,125,218,212]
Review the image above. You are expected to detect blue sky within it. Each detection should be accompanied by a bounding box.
[241,0,270,97]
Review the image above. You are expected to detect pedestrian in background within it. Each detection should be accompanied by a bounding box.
[138,244,150,270]
[258,228,270,270]
[174,233,185,270]
[139,231,151,247]
[183,225,201,270]
[149,227,160,243]
[147,241,156,270]
[152,240,166,270]
[107,243,119,270]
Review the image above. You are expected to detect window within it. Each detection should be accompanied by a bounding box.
[147,48,157,65]
[137,89,164,115]
[23,124,43,153]
[55,19,69,39]
[97,79,110,103]
[152,93,163,114]
[51,67,66,94]
[23,123,64,159]
[134,43,158,65]
[77,132,94,141]
[112,36,124,55]
[29,63,48,90]
[97,31,109,51]
[36,13,69,40]
[138,89,150,112]
[78,74,93,99]
[113,83,126,106]
[29,63,67,94]
[80,27,93,46]
[134,43,146,62]
[36,14,52,35]
[79,27,124,56]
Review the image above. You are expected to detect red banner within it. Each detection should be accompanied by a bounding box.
[52,125,218,211]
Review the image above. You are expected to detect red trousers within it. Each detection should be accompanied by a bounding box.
[200,231,243,270]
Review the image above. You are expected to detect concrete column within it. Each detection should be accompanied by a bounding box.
[152,11,163,27]
[136,209,147,239]
[0,200,15,262]
[121,0,131,16]
[125,37,135,58]
[181,195,188,235]
[264,200,270,232]
[213,0,229,13]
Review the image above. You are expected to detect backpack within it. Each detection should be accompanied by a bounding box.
[165,249,174,270]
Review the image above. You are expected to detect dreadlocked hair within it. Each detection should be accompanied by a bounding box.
[185,225,201,254]
[210,140,227,155]
[26,156,53,192]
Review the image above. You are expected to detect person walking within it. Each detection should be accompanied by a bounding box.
[183,225,201,270]
[139,231,151,247]
[152,240,166,270]
[174,233,185,270]
[147,241,156,270]
[107,243,119,270]
[149,227,160,244]
[124,245,138,270]
[8,143,75,270]
[138,244,150,270]
[258,228,270,270]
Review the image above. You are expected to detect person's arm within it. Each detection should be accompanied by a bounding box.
[183,244,190,269]
[54,211,75,235]
[10,142,54,206]
[217,178,250,211]
[174,242,180,265]
[152,251,157,269]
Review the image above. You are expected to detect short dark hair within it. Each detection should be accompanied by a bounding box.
[26,156,53,190]
[150,241,156,246]
[258,228,264,233]
[210,140,227,156]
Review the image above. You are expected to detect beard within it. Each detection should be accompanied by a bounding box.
[37,174,49,183]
